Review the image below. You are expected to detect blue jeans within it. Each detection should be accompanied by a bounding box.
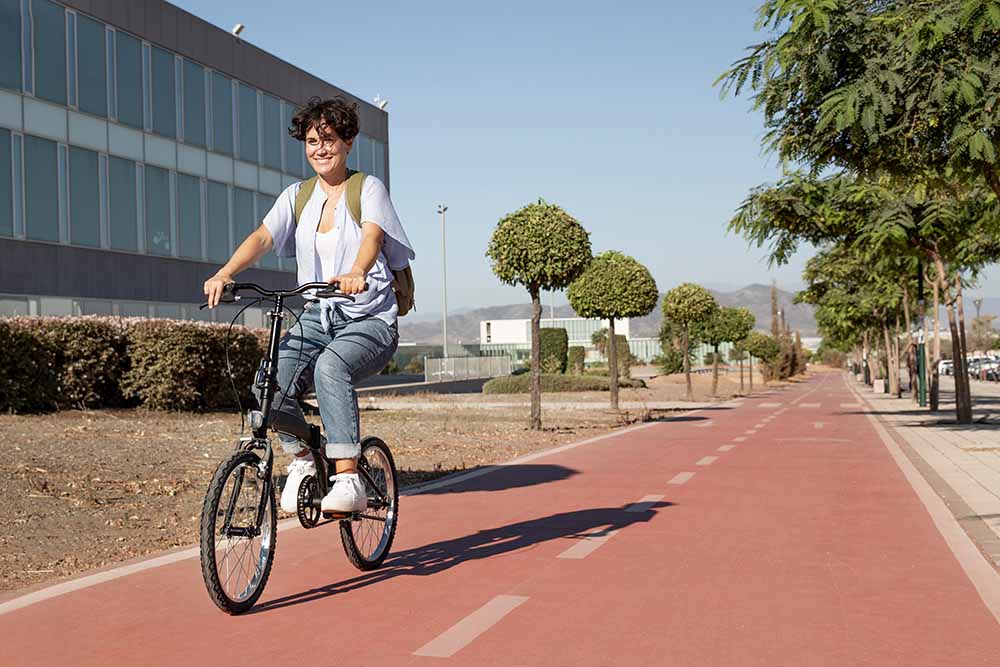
[272,303,398,459]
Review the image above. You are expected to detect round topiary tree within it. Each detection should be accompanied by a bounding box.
[662,283,718,400]
[567,251,658,409]
[745,330,781,386]
[693,306,755,396]
[487,200,592,430]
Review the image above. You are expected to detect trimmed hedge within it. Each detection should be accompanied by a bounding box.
[482,373,645,394]
[539,328,568,374]
[567,346,585,375]
[0,316,266,413]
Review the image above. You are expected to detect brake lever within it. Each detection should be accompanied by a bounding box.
[199,293,239,310]
[314,290,356,302]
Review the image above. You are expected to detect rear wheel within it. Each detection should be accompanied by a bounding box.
[200,449,276,615]
[340,437,398,570]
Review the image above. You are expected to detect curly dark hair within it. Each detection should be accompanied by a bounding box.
[288,96,359,143]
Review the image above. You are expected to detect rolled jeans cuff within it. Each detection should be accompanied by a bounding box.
[326,441,361,459]
[278,434,306,456]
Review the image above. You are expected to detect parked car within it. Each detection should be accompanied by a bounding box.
[938,359,953,376]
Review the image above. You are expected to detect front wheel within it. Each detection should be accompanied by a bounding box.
[199,449,276,614]
[340,437,398,571]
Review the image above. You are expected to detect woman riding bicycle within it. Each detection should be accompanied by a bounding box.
[203,96,413,515]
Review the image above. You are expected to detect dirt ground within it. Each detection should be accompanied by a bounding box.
[0,368,767,594]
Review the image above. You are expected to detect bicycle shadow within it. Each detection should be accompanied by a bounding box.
[403,464,580,494]
[250,500,674,614]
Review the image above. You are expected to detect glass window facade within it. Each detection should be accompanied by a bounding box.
[24,134,58,242]
[32,0,65,105]
[256,191,277,269]
[69,146,100,247]
[115,31,142,128]
[210,71,233,155]
[182,59,206,147]
[205,180,229,263]
[356,133,372,174]
[144,164,170,255]
[108,156,136,251]
[237,83,257,162]
[283,102,304,177]
[233,186,254,251]
[76,14,107,116]
[0,0,21,92]
[0,129,11,237]
[260,93,281,170]
[176,173,201,259]
[150,46,176,138]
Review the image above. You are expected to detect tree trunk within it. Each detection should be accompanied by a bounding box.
[883,323,898,396]
[945,301,972,423]
[956,277,973,419]
[608,317,619,410]
[739,354,745,394]
[863,331,871,385]
[931,272,940,411]
[711,344,720,396]
[894,313,902,397]
[529,285,542,430]
[749,354,753,392]
[683,326,693,401]
[902,284,916,400]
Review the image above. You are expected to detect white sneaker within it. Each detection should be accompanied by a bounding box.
[321,473,368,513]
[280,457,316,514]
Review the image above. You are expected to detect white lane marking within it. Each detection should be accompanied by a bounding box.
[760,402,782,407]
[414,595,529,658]
[557,528,618,559]
[717,445,735,452]
[849,381,1000,625]
[626,495,665,512]
[668,472,695,485]
[799,403,821,408]
[754,423,766,428]
[813,422,825,430]
[840,402,861,408]
[733,437,747,442]
[696,456,718,466]
[745,429,757,435]
[694,421,715,428]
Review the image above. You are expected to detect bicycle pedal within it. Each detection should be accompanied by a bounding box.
[322,511,351,520]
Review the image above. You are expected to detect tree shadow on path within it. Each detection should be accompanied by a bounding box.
[250,501,674,614]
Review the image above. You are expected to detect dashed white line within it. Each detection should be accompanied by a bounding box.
[799,403,821,409]
[813,422,825,430]
[669,472,695,485]
[696,456,718,466]
[414,595,529,658]
[760,402,782,407]
[626,495,665,512]
[557,528,618,560]
[733,437,747,442]
[745,430,757,435]
[717,445,735,452]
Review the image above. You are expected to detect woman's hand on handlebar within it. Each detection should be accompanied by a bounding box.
[331,271,366,295]
[203,272,234,309]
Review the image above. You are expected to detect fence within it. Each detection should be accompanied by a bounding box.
[424,356,512,383]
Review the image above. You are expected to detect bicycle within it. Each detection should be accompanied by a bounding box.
[198,281,399,615]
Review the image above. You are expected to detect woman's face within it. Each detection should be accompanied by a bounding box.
[305,123,353,179]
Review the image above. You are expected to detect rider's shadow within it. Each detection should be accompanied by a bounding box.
[250,501,674,614]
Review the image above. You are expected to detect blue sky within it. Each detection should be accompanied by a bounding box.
[173,0,1000,311]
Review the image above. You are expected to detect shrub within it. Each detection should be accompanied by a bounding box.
[0,319,58,413]
[33,317,128,408]
[539,328,568,374]
[653,348,684,375]
[405,356,425,374]
[483,373,645,394]
[567,346,585,375]
[122,320,261,411]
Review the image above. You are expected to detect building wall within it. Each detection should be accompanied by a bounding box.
[0,0,388,313]
[479,317,630,346]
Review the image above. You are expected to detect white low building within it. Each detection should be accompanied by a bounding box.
[479,316,661,363]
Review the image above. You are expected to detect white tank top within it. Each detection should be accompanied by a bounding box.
[315,229,338,282]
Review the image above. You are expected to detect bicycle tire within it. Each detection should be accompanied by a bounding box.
[340,437,398,571]
[199,449,276,615]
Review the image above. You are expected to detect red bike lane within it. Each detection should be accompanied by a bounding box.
[2,373,999,666]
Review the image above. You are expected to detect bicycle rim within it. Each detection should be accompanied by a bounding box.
[341,438,398,569]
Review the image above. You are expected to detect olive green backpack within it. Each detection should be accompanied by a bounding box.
[293,171,415,316]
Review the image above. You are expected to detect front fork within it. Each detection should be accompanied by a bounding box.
[221,436,274,538]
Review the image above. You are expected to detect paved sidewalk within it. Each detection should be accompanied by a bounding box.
[850,375,1000,568]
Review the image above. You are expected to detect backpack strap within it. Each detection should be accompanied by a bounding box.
[346,170,367,228]
[293,176,318,226]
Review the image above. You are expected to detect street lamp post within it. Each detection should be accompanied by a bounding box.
[437,204,448,358]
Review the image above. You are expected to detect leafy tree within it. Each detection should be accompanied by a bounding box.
[662,283,718,400]
[540,328,569,374]
[487,200,592,429]
[568,251,658,408]
[745,331,781,382]
[693,307,755,396]
[970,314,998,353]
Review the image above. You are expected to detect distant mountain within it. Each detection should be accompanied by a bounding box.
[398,284,816,344]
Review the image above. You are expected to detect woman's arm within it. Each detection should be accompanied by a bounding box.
[203,225,275,308]
[333,222,384,294]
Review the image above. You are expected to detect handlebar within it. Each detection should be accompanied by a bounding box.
[200,281,369,310]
